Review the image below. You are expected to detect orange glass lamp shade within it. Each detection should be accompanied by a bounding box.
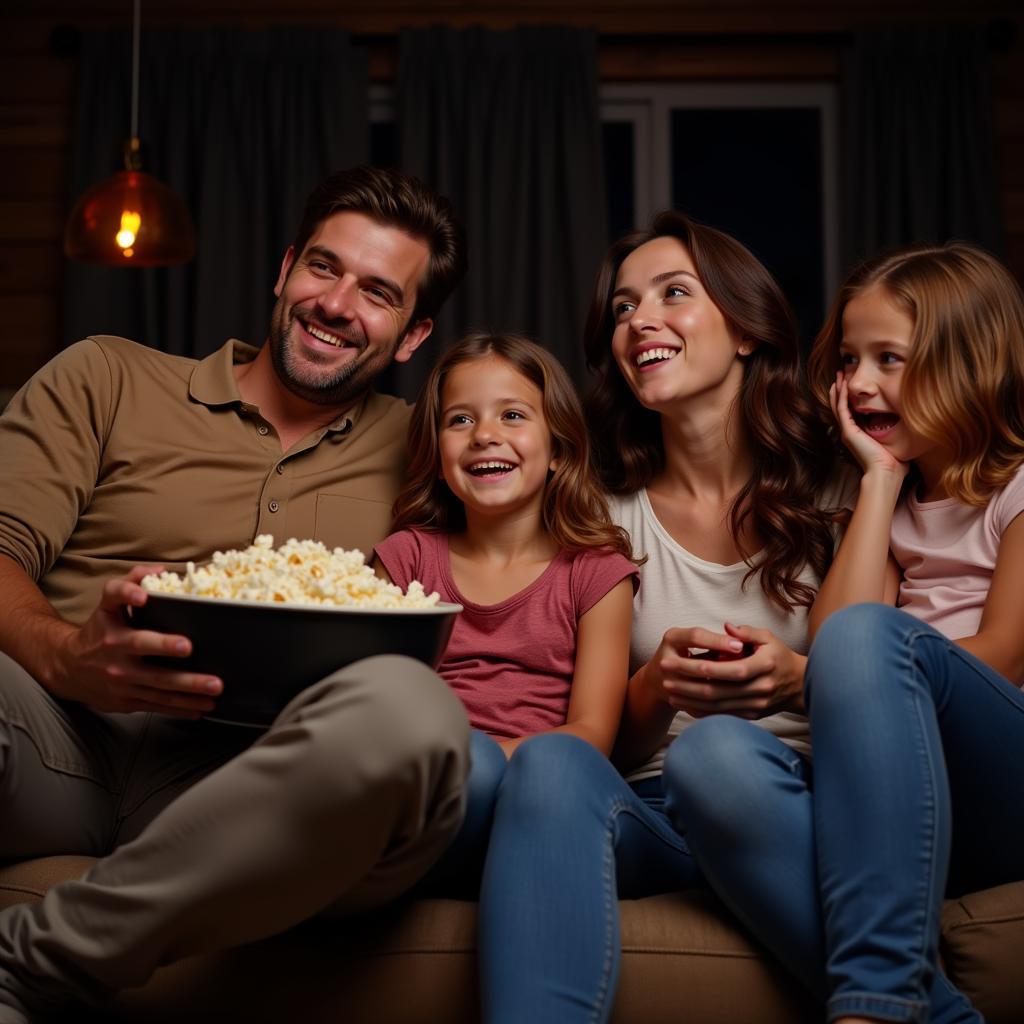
[64,154,196,267]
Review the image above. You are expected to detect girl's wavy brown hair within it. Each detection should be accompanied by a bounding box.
[393,332,636,561]
[584,210,836,611]
[808,242,1024,505]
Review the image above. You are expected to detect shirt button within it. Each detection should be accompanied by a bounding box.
[257,424,269,436]
[268,500,280,513]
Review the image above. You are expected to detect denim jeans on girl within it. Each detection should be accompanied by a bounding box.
[413,729,508,899]
[665,603,1024,1023]
[477,733,704,1023]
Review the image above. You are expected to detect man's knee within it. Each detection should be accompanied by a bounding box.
[355,655,470,769]
[280,654,470,793]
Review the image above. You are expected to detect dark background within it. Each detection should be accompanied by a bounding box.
[1,0,1021,402]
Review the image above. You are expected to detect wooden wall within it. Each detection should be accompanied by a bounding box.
[1,0,1021,400]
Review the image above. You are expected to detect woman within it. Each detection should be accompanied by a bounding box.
[476,211,844,1023]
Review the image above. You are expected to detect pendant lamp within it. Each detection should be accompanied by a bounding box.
[64,0,196,267]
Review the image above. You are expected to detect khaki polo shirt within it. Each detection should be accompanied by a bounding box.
[0,336,412,625]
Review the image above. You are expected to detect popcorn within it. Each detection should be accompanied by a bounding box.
[140,535,439,609]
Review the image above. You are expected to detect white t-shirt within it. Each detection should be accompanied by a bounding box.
[892,463,1024,652]
[609,489,818,780]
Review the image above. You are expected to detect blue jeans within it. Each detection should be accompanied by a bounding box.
[415,729,507,899]
[665,604,1024,1023]
[478,733,703,1024]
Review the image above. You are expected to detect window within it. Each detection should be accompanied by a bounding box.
[601,83,839,349]
[370,81,839,349]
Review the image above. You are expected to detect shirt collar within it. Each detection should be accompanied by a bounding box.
[189,338,364,435]
[189,339,258,407]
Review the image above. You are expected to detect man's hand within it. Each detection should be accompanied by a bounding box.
[48,567,223,717]
[647,623,807,720]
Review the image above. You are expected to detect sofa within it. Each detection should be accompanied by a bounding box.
[2,856,1022,1022]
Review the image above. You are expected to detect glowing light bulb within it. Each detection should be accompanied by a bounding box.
[116,210,141,251]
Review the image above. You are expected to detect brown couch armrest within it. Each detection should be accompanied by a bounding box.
[940,880,1024,1024]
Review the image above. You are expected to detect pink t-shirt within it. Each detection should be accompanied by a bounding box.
[892,463,1024,641]
[374,528,639,740]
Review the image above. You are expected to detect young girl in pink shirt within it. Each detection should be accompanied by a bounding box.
[373,332,638,895]
[668,242,1024,1024]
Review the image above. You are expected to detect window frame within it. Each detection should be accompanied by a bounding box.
[600,82,840,299]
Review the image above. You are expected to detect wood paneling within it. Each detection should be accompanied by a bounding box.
[0,201,64,243]
[0,244,63,294]
[15,0,1020,33]
[0,104,70,148]
[7,294,58,355]
[1,3,1022,391]
[0,148,70,199]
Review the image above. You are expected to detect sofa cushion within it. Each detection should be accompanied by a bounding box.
[941,880,1024,1023]
[2,858,1022,1023]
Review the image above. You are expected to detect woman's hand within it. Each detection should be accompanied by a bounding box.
[830,372,909,483]
[646,623,807,719]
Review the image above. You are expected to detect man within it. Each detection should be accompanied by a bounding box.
[0,166,469,1021]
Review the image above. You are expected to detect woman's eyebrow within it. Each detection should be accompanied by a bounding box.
[651,270,698,285]
[612,269,698,300]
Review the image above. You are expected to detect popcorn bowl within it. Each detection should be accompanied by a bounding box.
[131,592,462,727]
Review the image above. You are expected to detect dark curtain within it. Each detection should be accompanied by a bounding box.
[390,25,607,399]
[841,25,1002,272]
[63,29,368,357]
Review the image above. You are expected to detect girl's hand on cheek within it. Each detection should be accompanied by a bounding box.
[830,373,909,482]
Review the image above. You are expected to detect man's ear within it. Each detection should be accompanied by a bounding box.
[274,246,297,297]
[394,318,434,363]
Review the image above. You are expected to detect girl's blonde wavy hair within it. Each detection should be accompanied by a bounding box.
[808,242,1024,505]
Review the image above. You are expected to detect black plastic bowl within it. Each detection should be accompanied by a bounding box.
[131,592,461,727]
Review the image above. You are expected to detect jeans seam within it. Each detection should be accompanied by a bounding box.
[589,796,624,1024]
[907,648,942,1006]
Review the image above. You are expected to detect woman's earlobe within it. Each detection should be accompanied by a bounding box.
[738,336,759,357]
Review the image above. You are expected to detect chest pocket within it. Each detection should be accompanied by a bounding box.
[314,493,394,559]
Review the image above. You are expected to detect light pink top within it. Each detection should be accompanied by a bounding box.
[891,463,1024,642]
[375,528,638,740]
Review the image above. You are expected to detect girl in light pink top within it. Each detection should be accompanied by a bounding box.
[670,242,1024,1024]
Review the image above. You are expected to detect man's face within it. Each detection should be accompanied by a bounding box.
[268,211,433,406]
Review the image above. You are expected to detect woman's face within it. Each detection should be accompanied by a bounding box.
[609,236,751,413]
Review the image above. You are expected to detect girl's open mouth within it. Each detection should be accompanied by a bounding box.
[467,461,516,477]
[855,411,900,437]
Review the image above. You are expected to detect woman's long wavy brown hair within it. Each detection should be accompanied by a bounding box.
[393,332,636,561]
[808,242,1024,505]
[584,211,836,611]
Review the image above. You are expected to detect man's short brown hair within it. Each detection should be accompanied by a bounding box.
[292,166,466,325]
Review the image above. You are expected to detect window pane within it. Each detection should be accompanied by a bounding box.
[671,107,824,349]
[603,121,635,241]
[370,120,398,169]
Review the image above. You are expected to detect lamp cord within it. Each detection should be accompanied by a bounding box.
[130,0,140,140]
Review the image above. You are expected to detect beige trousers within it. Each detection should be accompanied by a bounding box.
[0,652,469,1015]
